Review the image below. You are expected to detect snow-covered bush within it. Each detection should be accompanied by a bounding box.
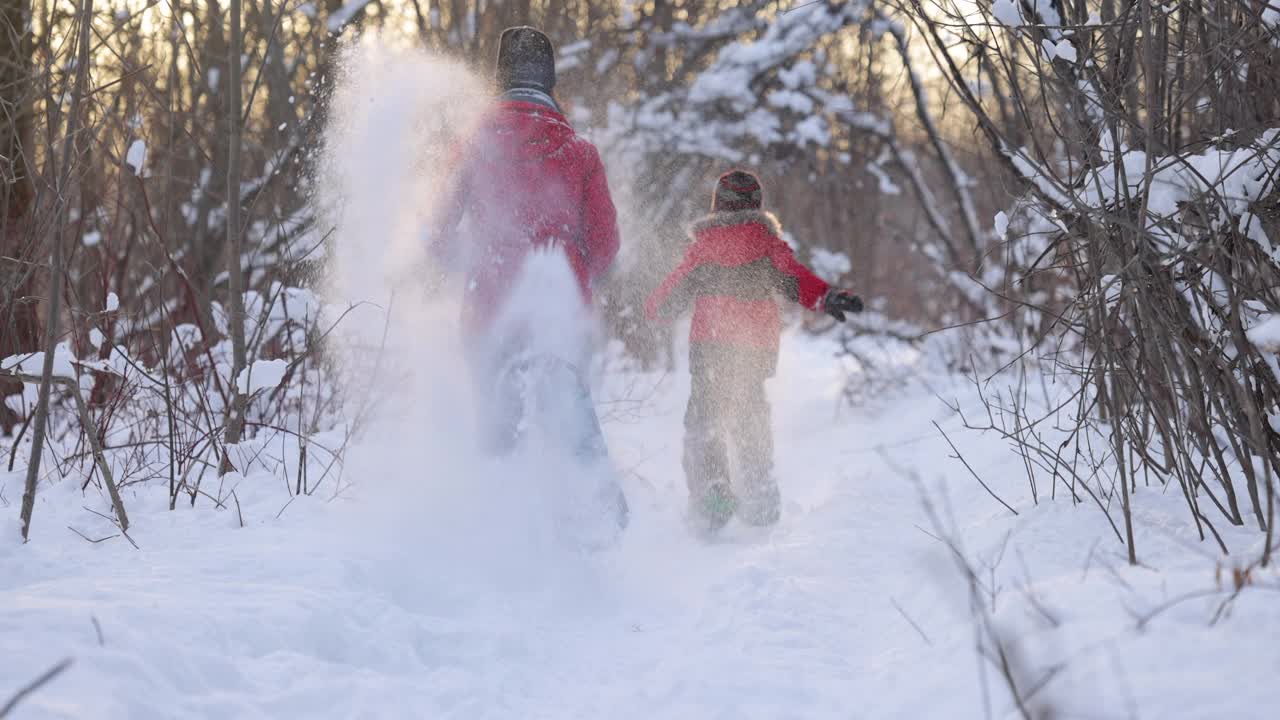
[3,281,346,522]
[913,0,1280,563]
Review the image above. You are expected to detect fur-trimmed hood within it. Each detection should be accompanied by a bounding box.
[688,209,783,239]
[677,209,789,269]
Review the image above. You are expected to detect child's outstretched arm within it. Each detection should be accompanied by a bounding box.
[767,240,863,321]
[644,256,698,324]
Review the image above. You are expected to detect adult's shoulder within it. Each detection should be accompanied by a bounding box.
[569,131,604,162]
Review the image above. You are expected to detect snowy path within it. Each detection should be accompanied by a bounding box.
[3,336,1279,718]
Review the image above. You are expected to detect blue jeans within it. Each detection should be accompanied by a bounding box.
[473,343,629,533]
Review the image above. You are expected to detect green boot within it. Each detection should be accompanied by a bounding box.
[691,482,737,533]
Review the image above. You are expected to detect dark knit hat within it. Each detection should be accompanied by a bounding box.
[497,26,556,92]
[712,170,763,212]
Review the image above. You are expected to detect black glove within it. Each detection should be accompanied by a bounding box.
[823,289,864,322]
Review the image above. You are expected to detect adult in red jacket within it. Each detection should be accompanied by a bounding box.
[646,170,863,531]
[433,28,619,340]
[433,27,626,537]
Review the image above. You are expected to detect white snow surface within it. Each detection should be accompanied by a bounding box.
[1052,38,1078,62]
[1,342,77,380]
[3,331,1279,718]
[993,210,1010,238]
[125,140,146,175]
[1042,38,1077,63]
[1248,313,1280,351]
[991,0,1021,28]
[235,359,289,395]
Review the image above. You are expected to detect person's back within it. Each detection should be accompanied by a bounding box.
[433,27,616,334]
[646,170,863,532]
[649,209,825,370]
[431,27,627,544]
[444,94,616,334]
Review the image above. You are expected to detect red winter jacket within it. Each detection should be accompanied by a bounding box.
[645,210,830,357]
[433,100,619,337]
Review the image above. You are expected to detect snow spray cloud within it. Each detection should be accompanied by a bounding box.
[313,38,620,597]
[316,40,484,320]
[313,39,484,462]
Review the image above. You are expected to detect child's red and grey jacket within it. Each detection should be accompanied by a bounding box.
[644,209,830,359]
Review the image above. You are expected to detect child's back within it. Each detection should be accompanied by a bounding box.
[645,170,863,532]
[646,207,829,372]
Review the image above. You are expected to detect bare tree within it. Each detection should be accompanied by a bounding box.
[19,0,94,540]
[0,0,38,434]
[222,0,248,470]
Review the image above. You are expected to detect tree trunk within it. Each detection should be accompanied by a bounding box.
[20,0,93,540]
[0,0,38,434]
[222,0,248,469]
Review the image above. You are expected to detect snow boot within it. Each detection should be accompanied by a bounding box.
[690,482,736,534]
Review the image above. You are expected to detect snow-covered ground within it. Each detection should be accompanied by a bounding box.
[3,332,1278,719]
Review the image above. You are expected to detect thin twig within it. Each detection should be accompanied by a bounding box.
[0,658,74,717]
[232,489,244,528]
[91,616,105,646]
[890,596,934,646]
[67,526,119,544]
[933,421,1019,516]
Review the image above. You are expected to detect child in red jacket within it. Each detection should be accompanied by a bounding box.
[645,170,863,531]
